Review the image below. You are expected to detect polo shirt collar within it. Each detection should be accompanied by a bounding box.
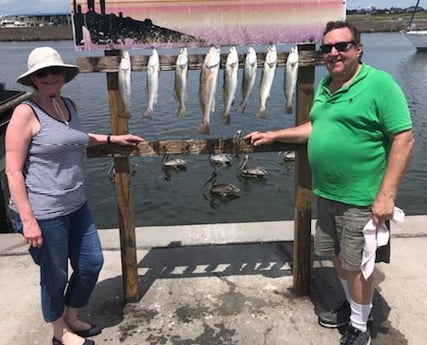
[320,63,368,95]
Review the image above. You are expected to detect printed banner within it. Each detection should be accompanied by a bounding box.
[71,0,346,50]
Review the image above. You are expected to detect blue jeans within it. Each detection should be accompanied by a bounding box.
[9,202,104,322]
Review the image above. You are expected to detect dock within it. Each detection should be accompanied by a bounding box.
[1,217,426,345]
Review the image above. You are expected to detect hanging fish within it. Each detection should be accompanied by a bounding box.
[220,46,239,125]
[144,48,160,118]
[284,46,299,114]
[237,46,257,113]
[197,46,220,135]
[118,50,132,118]
[256,44,277,118]
[175,47,188,117]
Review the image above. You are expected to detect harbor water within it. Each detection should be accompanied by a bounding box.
[0,32,425,228]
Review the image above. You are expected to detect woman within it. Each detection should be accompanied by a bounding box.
[5,46,144,345]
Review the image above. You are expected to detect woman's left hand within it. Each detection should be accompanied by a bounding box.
[111,134,145,146]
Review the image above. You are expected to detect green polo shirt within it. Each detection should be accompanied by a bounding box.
[308,64,412,206]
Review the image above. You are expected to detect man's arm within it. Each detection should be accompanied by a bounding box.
[244,121,312,146]
[371,129,415,225]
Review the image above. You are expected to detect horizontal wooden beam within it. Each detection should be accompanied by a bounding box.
[77,50,323,73]
[0,92,31,114]
[87,138,303,158]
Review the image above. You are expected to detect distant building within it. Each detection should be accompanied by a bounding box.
[0,13,71,27]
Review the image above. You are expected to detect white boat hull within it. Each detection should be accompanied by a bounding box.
[405,30,427,52]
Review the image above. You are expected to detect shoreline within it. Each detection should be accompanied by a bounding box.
[0,17,426,42]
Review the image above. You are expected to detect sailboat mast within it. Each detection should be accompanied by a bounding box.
[408,0,421,30]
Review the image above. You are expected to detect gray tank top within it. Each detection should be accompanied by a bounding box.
[9,98,90,219]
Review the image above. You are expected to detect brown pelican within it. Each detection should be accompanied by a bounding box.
[161,155,187,169]
[238,154,267,178]
[209,153,234,166]
[279,151,295,161]
[203,171,240,197]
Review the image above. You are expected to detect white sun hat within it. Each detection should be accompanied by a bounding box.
[16,46,80,86]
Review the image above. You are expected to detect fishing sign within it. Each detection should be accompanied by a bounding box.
[71,0,345,50]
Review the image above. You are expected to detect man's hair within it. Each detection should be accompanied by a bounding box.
[323,21,361,45]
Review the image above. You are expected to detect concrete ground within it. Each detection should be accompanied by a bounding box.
[1,216,426,345]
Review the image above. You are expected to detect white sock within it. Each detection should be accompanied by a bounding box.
[350,299,372,332]
[339,276,351,303]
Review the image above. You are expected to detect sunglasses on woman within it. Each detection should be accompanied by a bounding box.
[320,41,355,54]
[34,67,64,79]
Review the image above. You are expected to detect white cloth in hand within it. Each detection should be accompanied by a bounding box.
[361,207,405,280]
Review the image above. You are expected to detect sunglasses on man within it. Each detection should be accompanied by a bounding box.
[320,41,355,54]
[34,67,64,79]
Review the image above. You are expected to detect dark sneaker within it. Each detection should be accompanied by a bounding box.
[340,324,371,345]
[318,300,351,328]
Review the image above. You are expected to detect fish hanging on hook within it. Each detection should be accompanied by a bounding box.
[256,44,277,118]
[220,46,239,125]
[144,48,160,119]
[118,50,132,118]
[284,46,299,114]
[237,46,257,114]
[175,47,188,117]
[197,46,220,135]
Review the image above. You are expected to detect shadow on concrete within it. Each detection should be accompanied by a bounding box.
[82,241,293,328]
[136,241,294,297]
[81,241,408,344]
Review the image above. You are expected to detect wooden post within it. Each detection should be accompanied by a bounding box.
[293,44,315,296]
[105,49,139,303]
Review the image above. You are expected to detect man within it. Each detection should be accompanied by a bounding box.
[245,21,414,345]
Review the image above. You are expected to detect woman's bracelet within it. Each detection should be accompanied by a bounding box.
[107,134,112,144]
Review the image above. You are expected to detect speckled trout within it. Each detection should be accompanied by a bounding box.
[237,46,257,113]
[256,45,277,118]
[197,46,220,135]
[118,50,132,118]
[220,46,239,125]
[144,48,159,118]
[284,46,299,114]
[175,47,188,117]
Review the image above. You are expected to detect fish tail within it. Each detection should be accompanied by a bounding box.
[119,110,132,118]
[177,105,186,117]
[237,102,246,113]
[256,108,266,118]
[220,113,230,125]
[143,108,153,119]
[196,122,210,135]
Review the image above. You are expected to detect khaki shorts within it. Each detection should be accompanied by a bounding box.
[314,196,372,271]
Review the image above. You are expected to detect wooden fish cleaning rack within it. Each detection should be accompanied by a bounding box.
[80,44,321,303]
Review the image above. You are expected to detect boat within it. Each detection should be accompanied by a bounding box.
[404,0,427,52]
[0,19,28,28]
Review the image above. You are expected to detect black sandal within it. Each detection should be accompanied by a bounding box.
[52,336,95,345]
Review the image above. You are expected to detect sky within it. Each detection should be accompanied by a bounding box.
[0,0,421,16]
